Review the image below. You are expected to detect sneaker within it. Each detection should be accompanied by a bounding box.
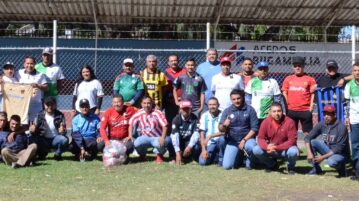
[54,154,62,161]
[336,169,348,178]
[307,167,324,176]
[288,170,296,175]
[11,162,18,169]
[350,175,359,181]
[155,154,164,164]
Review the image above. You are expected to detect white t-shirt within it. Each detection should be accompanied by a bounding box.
[73,79,104,111]
[211,73,244,111]
[44,113,58,138]
[42,63,65,82]
[16,69,47,122]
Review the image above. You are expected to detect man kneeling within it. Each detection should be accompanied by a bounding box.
[2,115,37,168]
[253,103,298,174]
[305,105,349,177]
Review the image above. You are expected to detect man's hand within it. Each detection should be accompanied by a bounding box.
[239,139,245,150]
[307,152,314,163]
[314,155,325,163]
[7,132,16,143]
[201,150,208,160]
[105,140,111,147]
[31,83,39,88]
[96,137,103,143]
[223,116,231,127]
[58,122,65,134]
[175,152,183,165]
[29,122,36,133]
[158,137,165,147]
[123,136,134,143]
[266,144,277,154]
[183,146,192,157]
[337,78,345,87]
[94,108,100,116]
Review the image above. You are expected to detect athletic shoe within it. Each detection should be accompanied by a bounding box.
[155,154,164,164]
[54,154,63,161]
[307,167,324,176]
[11,162,18,169]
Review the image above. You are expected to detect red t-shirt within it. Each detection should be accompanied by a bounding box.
[237,72,257,87]
[281,74,316,111]
[100,106,137,142]
[164,67,186,98]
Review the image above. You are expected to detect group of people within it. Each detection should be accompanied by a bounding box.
[0,47,359,181]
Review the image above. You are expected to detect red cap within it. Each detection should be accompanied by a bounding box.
[180,100,192,109]
[323,105,336,113]
[220,57,231,64]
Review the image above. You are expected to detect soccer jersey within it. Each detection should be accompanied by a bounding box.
[141,68,168,108]
[344,80,359,124]
[129,109,168,137]
[35,63,65,97]
[100,106,137,142]
[73,79,104,111]
[196,61,221,103]
[281,74,316,111]
[113,72,144,102]
[164,67,186,99]
[199,110,222,145]
[245,77,281,119]
[173,72,206,111]
[211,73,244,111]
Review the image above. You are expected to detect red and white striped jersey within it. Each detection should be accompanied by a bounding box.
[129,109,168,137]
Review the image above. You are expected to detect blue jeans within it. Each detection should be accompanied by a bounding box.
[252,145,298,170]
[199,136,226,166]
[310,139,346,171]
[222,138,256,170]
[34,135,68,157]
[134,135,171,156]
[351,124,359,161]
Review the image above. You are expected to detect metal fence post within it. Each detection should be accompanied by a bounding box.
[53,20,57,63]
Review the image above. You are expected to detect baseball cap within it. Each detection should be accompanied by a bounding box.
[256,61,269,69]
[42,47,53,55]
[123,58,134,64]
[220,57,231,64]
[323,105,336,113]
[44,96,56,105]
[79,99,90,108]
[180,100,192,109]
[326,60,338,69]
[292,56,305,66]
[3,61,14,69]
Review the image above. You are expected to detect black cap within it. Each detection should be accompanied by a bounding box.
[44,96,56,105]
[326,60,338,68]
[3,61,14,69]
[292,56,305,66]
[79,99,90,107]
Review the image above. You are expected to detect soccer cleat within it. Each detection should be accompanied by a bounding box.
[155,154,164,164]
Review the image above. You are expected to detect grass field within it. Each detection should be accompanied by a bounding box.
[1,153,359,201]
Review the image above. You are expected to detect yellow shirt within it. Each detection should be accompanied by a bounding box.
[141,68,168,108]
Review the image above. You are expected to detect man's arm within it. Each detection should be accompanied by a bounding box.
[199,93,205,112]
[99,113,110,145]
[57,79,63,93]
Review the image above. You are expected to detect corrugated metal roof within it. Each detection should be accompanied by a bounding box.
[0,0,358,25]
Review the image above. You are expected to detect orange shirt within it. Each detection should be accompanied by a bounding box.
[282,74,316,111]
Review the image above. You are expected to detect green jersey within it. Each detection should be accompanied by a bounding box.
[35,62,65,97]
[113,72,144,102]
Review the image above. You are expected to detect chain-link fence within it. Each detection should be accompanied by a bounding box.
[0,46,357,111]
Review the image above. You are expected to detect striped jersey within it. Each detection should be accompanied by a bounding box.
[129,108,168,137]
[141,68,168,108]
[245,77,281,119]
[199,110,222,145]
[344,80,359,124]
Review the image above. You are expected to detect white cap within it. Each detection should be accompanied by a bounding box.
[42,47,53,55]
[123,58,133,64]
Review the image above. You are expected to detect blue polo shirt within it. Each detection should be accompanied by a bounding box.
[72,113,100,139]
[196,61,221,103]
[219,104,258,145]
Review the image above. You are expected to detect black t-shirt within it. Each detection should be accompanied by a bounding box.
[317,73,347,88]
[171,113,199,143]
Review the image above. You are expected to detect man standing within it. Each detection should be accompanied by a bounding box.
[141,55,167,110]
[252,103,298,174]
[211,56,244,111]
[30,97,68,160]
[245,61,282,125]
[113,58,144,107]
[196,48,221,107]
[128,96,170,164]
[219,89,258,170]
[238,57,257,87]
[69,99,102,161]
[35,47,65,98]
[282,56,316,135]
[173,58,206,118]
[171,100,201,165]
[318,60,348,88]
[344,62,359,180]
[99,95,137,156]
[1,115,37,168]
[198,97,226,166]
[306,105,349,177]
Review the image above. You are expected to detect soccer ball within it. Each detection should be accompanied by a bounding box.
[103,140,127,167]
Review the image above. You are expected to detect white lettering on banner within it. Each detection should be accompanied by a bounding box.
[288,86,306,92]
[215,42,355,74]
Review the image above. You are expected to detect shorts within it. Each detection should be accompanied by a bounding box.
[287,110,313,133]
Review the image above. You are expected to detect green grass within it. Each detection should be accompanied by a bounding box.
[1,154,359,201]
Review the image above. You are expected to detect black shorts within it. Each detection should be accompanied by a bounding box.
[287,110,313,133]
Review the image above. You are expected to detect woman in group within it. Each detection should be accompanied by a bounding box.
[72,65,104,116]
